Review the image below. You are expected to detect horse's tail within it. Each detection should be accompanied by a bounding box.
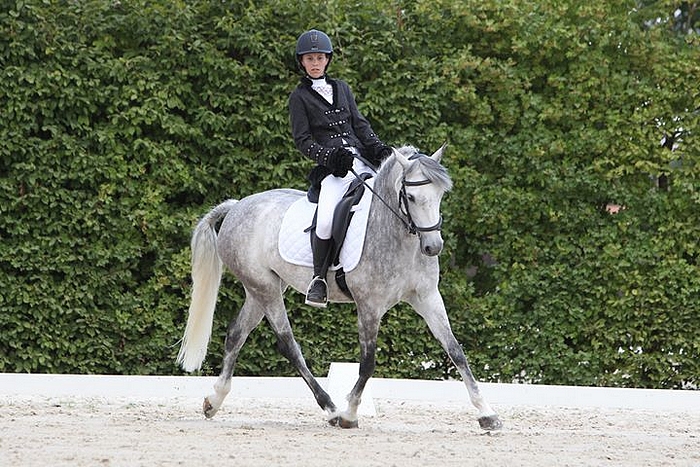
[177,199,238,372]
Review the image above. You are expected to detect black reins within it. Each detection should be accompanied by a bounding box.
[350,153,443,236]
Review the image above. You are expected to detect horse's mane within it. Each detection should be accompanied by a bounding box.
[379,145,453,192]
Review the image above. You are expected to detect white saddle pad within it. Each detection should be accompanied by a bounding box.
[278,178,374,273]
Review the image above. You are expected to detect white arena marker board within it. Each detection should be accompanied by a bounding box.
[326,362,376,416]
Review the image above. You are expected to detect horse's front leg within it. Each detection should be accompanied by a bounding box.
[410,291,503,431]
[337,311,381,428]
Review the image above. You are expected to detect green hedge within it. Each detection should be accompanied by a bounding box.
[1,0,698,389]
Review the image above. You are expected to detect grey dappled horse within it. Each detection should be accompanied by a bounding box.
[177,145,503,431]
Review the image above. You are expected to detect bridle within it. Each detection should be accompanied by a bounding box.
[399,177,443,235]
[350,154,443,236]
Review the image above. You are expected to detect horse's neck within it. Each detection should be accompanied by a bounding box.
[371,161,408,237]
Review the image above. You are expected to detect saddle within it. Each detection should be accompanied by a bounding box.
[278,172,373,281]
[305,172,373,298]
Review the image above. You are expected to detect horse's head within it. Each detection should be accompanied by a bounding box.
[393,143,453,256]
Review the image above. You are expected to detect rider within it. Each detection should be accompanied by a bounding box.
[289,28,392,308]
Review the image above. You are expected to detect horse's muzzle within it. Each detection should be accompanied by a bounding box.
[420,233,443,256]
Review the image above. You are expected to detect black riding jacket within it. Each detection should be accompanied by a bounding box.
[289,76,385,185]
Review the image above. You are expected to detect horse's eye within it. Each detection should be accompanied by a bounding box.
[407,194,415,202]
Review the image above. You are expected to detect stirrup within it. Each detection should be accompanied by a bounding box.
[305,276,328,308]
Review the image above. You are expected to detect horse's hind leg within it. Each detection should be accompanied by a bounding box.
[411,292,503,431]
[203,296,265,419]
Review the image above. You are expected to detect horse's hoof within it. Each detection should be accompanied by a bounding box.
[338,417,359,429]
[328,416,339,427]
[478,414,503,431]
[203,397,218,419]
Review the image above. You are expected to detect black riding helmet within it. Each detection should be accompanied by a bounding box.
[296,29,333,73]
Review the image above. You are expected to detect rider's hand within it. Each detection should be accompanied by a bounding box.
[379,145,393,159]
[365,144,393,167]
[329,147,354,177]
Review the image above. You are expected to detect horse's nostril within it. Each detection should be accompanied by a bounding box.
[422,244,442,256]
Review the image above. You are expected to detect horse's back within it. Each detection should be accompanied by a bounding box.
[215,188,305,274]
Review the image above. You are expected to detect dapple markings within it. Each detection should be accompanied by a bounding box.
[177,145,502,431]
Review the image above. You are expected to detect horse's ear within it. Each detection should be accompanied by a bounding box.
[430,142,448,162]
[393,147,410,168]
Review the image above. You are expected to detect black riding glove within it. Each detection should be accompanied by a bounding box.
[365,144,392,167]
[327,147,354,177]
[378,145,393,160]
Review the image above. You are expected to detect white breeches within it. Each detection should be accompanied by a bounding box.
[316,157,374,240]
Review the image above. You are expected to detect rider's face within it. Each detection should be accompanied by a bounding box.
[300,53,329,78]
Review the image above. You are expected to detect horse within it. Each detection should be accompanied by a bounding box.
[176,144,503,431]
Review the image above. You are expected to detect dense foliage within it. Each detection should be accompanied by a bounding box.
[1,0,698,389]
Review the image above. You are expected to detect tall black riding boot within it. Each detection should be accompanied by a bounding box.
[305,235,334,307]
